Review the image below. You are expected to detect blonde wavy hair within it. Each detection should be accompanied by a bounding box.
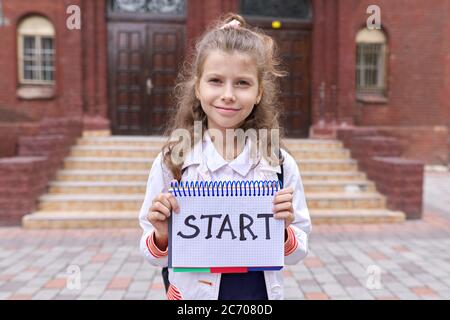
[162,13,288,181]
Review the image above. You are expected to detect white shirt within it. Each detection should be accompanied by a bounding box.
[139,132,312,299]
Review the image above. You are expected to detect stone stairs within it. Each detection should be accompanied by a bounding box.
[22,131,405,228]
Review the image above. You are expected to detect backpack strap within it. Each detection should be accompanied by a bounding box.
[276,149,284,188]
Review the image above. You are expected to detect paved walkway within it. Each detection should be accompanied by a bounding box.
[0,172,449,300]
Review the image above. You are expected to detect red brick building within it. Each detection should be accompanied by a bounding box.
[0,0,449,163]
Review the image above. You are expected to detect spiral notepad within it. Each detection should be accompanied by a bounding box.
[168,180,284,273]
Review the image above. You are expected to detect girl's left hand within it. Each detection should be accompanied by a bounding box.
[273,186,295,228]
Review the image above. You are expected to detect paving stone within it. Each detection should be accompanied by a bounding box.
[344,287,375,300]
[0,292,11,299]
[128,281,152,293]
[58,288,82,297]
[0,280,29,292]
[32,289,59,300]
[11,271,39,282]
[123,291,147,300]
[335,274,361,287]
[314,272,337,285]
[15,286,41,295]
[304,292,329,300]
[146,290,166,300]
[397,277,424,287]
[368,289,396,298]
[385,282,411,293]
[300,284,323,293]
[1,173,450,300]
[322,283,347,296]
[100,290,127,300]
[284,278,299,289]
[134,271,155,281]
[327,264,349,275]
[284,287,304,300]
[393,292,419,299]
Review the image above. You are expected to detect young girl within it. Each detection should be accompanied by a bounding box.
[139,13,311,300]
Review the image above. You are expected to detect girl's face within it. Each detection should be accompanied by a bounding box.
[195,50,262,133]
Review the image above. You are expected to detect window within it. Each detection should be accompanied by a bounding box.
[109,0,186,15]
[356,28,387,96]
[240,0,312,20]
[17,16,55,85]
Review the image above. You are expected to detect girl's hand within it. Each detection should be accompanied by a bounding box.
[147,192,180,247]
[273,186,295,228]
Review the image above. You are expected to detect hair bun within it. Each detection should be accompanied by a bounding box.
[221,13,247,29]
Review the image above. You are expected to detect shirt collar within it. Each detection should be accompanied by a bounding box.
[181,131,261,177]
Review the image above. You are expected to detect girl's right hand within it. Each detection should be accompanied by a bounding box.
[147,192,180,242]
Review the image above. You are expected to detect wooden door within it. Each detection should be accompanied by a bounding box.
[242,0,312,138]
[146,24,184,135]
[108,22,185,135]
[108,23,147,135]
[267,28,311,138]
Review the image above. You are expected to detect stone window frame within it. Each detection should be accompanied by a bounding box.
[16,15,56,100]
[17,15,56,86]
[355,28,388,103]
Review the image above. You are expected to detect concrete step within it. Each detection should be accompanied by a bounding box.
[310,209,405,224]
[302,172,367,181]
[63,157,358,171]
[55,170,150,182]
[69,145,351,160]
[298,160,357,172]
[82,130,111,137]
[22,133,404,229]
[38,194,142,211]
[63,157,154,171]
[48,181,147,194]
[303,180,375,193]
[37,192,385,211]
[77,136,344,150]
[48,180,375,195]
[55,170,367,182]
[22,211,139,229]
[22,208,405,229]
[306,193,386,210]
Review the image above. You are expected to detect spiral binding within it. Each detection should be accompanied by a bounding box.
[169,180,282,197]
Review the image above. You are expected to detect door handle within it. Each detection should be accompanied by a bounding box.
[146,78,153,95]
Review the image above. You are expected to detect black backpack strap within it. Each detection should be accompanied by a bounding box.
[276,149,284,188]
[161,267,170,293]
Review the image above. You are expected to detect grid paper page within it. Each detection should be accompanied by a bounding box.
[169,191,284,268]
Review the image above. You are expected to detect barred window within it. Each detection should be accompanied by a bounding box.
[17,16,55,84]
[356,29,386,96]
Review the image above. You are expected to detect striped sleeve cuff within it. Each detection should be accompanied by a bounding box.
[146,231,168,258]
[284,225,298,256]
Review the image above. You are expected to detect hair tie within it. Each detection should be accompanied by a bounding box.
[220,19,241,30]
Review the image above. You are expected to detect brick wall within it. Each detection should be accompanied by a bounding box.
[369,157,424,219]
[335,0,450,128]
[0,0,109,130]
[0,117,82,225]
[337,127,424,219]
[312,0,450,165]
